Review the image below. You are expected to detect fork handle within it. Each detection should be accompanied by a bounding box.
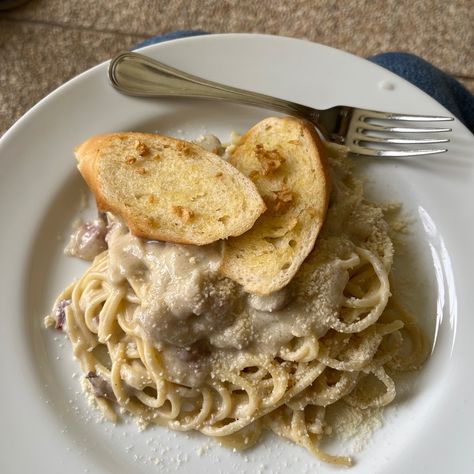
[108,51,318,119]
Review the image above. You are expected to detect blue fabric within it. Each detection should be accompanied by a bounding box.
[135,30,208,48]
[136,31,474,133]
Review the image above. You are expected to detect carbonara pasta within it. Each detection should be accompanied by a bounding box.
[45,142,426,466]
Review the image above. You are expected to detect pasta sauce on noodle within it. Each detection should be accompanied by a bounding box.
[45,142,427,466]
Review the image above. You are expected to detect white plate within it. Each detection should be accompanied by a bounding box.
[0,34,473,474]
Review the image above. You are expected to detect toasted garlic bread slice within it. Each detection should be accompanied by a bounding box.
[75,132,266,245]
[220,117,329,295]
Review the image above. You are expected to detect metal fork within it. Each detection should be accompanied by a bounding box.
[108,51,453,157]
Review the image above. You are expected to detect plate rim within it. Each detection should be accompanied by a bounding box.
[0,32,473,474]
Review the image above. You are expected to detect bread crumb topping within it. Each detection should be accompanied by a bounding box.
[134,140,149,156]
[254,144,285,176]
[266,183,294,214]
[176,142,192,155]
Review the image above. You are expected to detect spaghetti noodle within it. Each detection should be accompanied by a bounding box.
[45,143,426,466]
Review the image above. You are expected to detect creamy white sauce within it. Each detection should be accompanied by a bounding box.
[248,288,291,312]
[193,133,238,159]
[107,219,240,386]
[104,217,353,387]
[193,134,223,154]
[65,217,107,261]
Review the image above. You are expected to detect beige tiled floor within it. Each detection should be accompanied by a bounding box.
[1,0,473,136]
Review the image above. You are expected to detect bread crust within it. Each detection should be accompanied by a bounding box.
[76,132,266,245]
[220,117,330,294]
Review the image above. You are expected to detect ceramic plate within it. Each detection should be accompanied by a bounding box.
[0,34,473,474]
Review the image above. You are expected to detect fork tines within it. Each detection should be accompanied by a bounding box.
[363,111,454,122]
[349,109,454,157]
